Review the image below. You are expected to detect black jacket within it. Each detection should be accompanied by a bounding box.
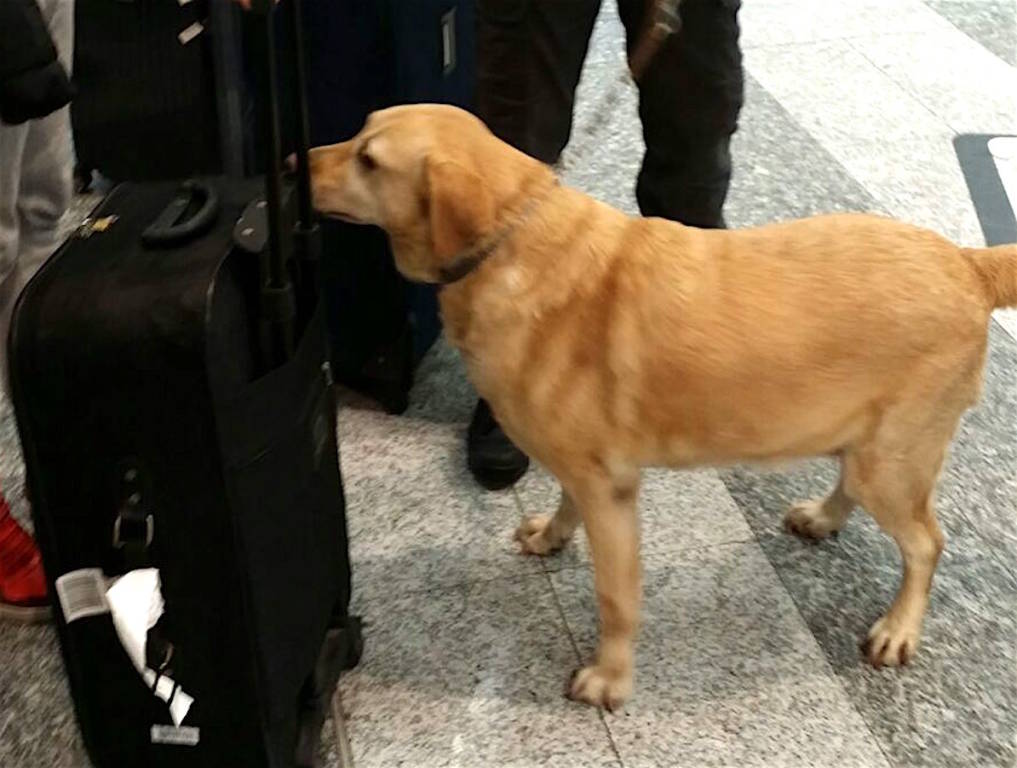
[0,0,73,125]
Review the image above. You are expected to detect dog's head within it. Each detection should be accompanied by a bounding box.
[310,104,546,284]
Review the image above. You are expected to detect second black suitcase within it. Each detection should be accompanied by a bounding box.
[302,0,476,413]
[9,4,361,767]
[72,0,253,181]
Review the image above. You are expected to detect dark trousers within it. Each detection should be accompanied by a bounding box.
[475,0,744,228]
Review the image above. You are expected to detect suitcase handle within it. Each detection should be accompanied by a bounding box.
[140,181,221,248]
[250,0,317,369]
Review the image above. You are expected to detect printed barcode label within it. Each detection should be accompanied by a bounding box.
[151,725,200,746]
[178,21,204,45]
[55,569,110,623]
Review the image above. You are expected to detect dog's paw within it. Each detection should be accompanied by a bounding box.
[863,614,921,668]
[784,499,842,540]
[567,665,632,711]
[513,515,569,556]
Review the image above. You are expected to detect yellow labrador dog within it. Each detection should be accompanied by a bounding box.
[310,104,1017,709]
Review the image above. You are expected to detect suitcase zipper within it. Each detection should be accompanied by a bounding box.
[75,214,120,239]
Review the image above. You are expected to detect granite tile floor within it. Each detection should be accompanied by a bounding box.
[2,1,1016,766]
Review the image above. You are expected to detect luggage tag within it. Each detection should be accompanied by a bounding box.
[54,569,111,623]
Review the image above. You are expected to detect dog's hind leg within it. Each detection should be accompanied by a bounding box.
[515,489,581,556]
[785,458,856,540]
[842,433,949,668]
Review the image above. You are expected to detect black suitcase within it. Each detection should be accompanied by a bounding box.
[72,0,253,181]
[304,0,476,413]
[8,3,361,767]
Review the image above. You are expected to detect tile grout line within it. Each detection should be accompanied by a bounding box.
[716,475,898,768]
[544,563,627,768]
[844,39,971,139]
[512,485,626,768]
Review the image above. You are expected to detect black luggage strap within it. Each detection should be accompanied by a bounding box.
[112,465,183,709]
[261,282,296,324]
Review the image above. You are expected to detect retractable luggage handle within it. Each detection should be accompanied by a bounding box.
[251,0,319,369]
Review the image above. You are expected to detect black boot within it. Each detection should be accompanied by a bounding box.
[467,399,530,490]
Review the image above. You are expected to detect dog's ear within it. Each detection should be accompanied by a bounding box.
[425,156,494,261]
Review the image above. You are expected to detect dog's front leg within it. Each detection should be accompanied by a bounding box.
[514,489,580,555]
[566,471,641,711]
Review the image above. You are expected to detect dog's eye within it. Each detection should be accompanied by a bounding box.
[358,149,378,172]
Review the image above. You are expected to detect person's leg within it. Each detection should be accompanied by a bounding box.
[476,0,602,163]
[15,0,74,285]
[617,0,744,228]
[469,0,601,490]
[0,122,29,387]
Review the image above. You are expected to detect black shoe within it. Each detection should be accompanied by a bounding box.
[467,399,530,490]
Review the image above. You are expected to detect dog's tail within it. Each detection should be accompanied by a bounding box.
[967,243,1017,308]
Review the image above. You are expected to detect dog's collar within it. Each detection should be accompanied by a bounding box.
[437,178,560,286]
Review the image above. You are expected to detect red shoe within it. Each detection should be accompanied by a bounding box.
[0,491,50,623]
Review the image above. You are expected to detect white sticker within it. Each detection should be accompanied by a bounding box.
[178,21,204,45]
[441,9,457,74]
[151,725,200,747]
[55,569,110,623]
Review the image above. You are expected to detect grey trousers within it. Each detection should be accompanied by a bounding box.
[0,0,74,396]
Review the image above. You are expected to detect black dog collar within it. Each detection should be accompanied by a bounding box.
[438,178,560,286]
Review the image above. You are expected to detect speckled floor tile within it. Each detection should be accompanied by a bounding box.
[338,573,620,768]
[739,0,952,49]
[0,622,89,768]
[514,465,754,572]
[924,0,1017,66]
[728,76,885,227]
[550,543,891,768]
[718,330,1017,768]
[338,411,541,593]
[744,39,985,245]
[848,27,1017,135]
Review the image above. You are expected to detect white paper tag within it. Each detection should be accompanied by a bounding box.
[151,725,200,747]
[55,569,110,623]
[178,21,204,45]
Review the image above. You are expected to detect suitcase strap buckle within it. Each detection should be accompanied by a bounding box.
[112,510,154,551]
[113,465,154,555]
